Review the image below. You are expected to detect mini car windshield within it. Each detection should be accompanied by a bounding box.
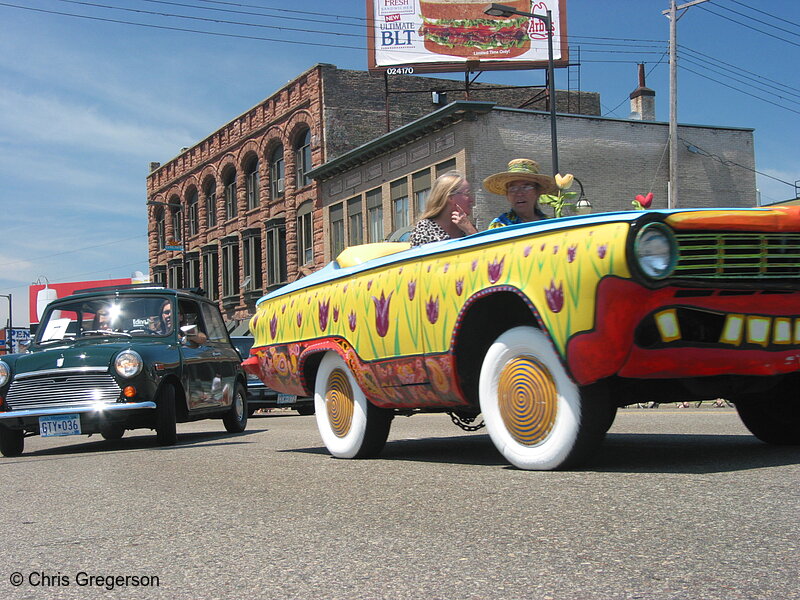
[36,295,176,342]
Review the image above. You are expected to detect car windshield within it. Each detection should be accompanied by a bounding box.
[36,295,176,343]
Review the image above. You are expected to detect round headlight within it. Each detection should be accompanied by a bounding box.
[115,350,143,378]
[0,361,9,387]
[634,223,677,279]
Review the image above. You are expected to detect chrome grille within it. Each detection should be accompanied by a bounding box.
[6,372,121,411]
[674,233,800,279]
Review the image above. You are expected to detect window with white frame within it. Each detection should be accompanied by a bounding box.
[297,201,314,265]
[201,246,219,301]
[412,169,431,217]
[366,188,383,242]
[390,178,409,230]
[204,179,217,228]
[167,259,183,289]
[169,198,182,242]
[223,169,237,221]
[295,128,312,189]
[329,203,345,259]
[265,218,287,286]
[245,156,260,211]
[242,230,263,292]
[221,238,240,299]
[152,266,166,286]
[185,253,200,288]
[187,190,199,237]
[348,197,363,247]
[155,207,166,250]
[269,144,284,199]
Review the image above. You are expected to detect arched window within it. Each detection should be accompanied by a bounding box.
[244,155,260,211]
[155,206,166,250]
[269,144,284,199]
[187,189,199,237]
[223,168,237,221]
[169,196,182,243]
[294,128,312,188]
[204,178,217,228]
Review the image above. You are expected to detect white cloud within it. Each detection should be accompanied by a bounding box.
[0,89,196,158]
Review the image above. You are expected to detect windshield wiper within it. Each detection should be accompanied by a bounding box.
[82,330,133,338]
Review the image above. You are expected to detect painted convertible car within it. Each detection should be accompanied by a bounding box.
[244,207,800,470]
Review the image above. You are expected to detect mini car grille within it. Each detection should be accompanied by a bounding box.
[6,373,122,411]
[674,233,800,279]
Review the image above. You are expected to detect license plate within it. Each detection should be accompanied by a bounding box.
[39,414,82,437]
[277,393,297,405]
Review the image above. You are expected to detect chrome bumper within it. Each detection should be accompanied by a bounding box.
[0,401,157,420]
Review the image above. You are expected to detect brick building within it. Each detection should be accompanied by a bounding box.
[146,64,598,329]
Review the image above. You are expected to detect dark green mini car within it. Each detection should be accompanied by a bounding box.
[0,285,248,457]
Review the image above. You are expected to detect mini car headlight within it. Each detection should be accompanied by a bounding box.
[114,350,143,378]
[0,361,9,387]
[634,223,677,280]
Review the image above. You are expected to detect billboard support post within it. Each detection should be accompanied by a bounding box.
[484,4,559,175]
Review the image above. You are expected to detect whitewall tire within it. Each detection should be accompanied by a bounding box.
[314,352,392,459]
[479,326,603,470]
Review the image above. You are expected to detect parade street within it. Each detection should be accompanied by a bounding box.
[2,406,798,600]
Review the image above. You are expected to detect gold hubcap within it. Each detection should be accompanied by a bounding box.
[498,356,558,446]
[326,368,354,438]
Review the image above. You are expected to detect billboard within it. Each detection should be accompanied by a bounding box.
[28,278,140,325]
[367,0,569,74]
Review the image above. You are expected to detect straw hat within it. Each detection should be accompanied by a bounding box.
[482,158,558,196]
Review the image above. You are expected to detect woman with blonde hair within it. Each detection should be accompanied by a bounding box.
[408,170,477,247]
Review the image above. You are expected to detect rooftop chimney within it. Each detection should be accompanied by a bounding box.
[629,64,656,121]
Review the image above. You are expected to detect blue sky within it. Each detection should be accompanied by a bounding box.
[1,0,798,326]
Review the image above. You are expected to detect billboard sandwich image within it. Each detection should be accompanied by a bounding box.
[418,0,532,59]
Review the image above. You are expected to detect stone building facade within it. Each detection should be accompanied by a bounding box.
[146,64,599,329]
[311,101,756,263]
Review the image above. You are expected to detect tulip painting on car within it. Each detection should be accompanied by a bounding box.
[244,207,800,470]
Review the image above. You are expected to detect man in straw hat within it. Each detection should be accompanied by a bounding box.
[483,158,558,229]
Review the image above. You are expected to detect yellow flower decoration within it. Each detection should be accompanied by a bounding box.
[555,173,574,190]
[541,173,577,218]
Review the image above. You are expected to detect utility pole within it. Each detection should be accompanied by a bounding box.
[664,0,710,209]
[484,4,559,174]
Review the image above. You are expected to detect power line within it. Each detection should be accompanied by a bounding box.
[0,2,366,50]
[53,0,365,39]
[679,136,796,189]
[722,0,800,28]
[679,54,800,106]
[680,64,800,116]
[681,44,800,97]
[192,0,366,23]
[713,0,800,38]
[698,5,800,48]
[0,234,146,269]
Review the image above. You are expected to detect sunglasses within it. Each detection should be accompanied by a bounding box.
[507,184,538,193]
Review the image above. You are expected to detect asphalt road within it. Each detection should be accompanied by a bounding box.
[1,405,798,600]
